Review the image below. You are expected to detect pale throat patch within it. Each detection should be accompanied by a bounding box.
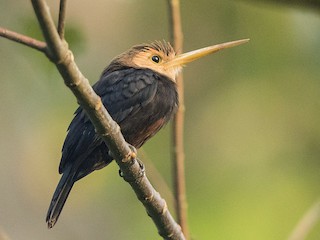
[131,49,181,82]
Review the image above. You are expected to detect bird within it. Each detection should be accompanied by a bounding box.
[46,39,249,228]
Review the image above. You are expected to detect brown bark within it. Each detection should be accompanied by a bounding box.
[167,0,190,239]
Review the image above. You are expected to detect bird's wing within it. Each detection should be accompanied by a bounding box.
[94,68,158,123]
[59,68,158,173]
[59,110,101,173]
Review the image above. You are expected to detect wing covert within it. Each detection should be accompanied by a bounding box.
[94,68,158,123]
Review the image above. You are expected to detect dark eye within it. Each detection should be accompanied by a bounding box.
[151,55,161,63]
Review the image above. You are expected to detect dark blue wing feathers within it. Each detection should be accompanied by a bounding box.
[96,68,158,123]
[59,68,158,173]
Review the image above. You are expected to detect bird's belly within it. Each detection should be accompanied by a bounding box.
[120,102,174,148]
[122,117,166,148]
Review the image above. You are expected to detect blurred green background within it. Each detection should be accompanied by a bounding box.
[1,1,320,239]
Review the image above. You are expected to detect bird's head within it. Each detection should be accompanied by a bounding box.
[112,39,249,81]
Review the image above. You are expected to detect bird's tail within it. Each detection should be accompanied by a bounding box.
[46,165,75,228]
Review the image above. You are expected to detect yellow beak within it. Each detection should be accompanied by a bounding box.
[165,39,249,68]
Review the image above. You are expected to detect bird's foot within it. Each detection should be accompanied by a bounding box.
[118,158,145,182]
[108,144,137,161]
[136,158,145,176]
[126,144,137,161]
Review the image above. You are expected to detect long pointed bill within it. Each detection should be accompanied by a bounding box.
[165,39,249,68]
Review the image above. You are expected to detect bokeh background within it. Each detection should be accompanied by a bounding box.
[1,1,320,239]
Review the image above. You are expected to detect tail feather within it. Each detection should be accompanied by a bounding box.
[46,165,75,228]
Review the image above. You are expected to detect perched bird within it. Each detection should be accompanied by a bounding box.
[46,39,248,228]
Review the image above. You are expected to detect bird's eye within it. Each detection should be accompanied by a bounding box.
[151,55,161,63]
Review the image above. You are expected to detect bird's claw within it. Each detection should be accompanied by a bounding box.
[118,158,145,182]
[136,158,145,176]
[126,144,137,161]
[108,144,137,161]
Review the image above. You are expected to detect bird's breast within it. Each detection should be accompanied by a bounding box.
[120,73,178,148]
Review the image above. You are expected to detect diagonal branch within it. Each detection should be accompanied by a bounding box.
[28,0,185,239]
[0,26,46,53]
[167,0,189,239]
[58,0,67,39]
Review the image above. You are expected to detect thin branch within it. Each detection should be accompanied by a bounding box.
[58,0,67,39]
[288,200,320,240]
[167,0,189,239]
[0,27,46,53]
[168,0,183,54]
[29,0,185,239]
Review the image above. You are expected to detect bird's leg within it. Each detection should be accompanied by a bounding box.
[108,144,136,161]
[119,157,145,176]
[136,158,145,176]
[118,144,145,181]
[126,144,137,161]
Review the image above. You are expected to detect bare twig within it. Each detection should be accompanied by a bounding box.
[288,200,320,240]
[26,0,185,239]
[167,0,189,238]
[58,0,67,39]
[0,26,46,53]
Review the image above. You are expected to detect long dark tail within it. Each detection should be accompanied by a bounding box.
[46,165,75,228]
